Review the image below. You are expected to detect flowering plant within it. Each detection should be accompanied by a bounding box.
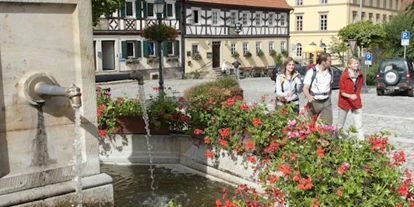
[96,86,142,137]
[142,23,178,42]
[201,97,414,206]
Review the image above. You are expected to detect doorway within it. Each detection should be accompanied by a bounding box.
[212,41,221,68]
[102,40,115,70]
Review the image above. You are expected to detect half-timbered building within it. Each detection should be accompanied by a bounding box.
[93,0,182,79]
[183,0,292,74]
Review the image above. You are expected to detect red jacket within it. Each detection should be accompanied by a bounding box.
[338,68,363,110]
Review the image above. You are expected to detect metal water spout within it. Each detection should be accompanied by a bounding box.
[24,73,82,108]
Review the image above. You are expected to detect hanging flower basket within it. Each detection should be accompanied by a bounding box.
[142,23,178,42]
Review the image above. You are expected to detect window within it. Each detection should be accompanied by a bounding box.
[369,13,373,21]
[361,12,366,20]
[376,13,380,23]
[269,41,274,53]
[280,14,285,26]
[389,0,392,9]
[243,43,248,55]
[212,11,218,25]
[383,0,386,8]
[255,42,261,54]
[396,0,399,10]
[147,3,154,18]
[352,11,357,23]
[166,3,174,18]
[126,1,134,17]
[320,14,327,30]
[231,43,236,55]
[383,14,386,22]
[389,15,393,21]
[353,0,357,3]
[296,0,303,5]
[296,43,302,57]
[377,0,380,7]
[321,0,328,4]
[193,10,199,24]
[296,15,303,31]
[255,13,261,25]
[268,13,273,26]
[230,12,237,25]
[126,41,135,57]
[166,41,174,56]
[242,13,248,25]
[191,44,199,56]
[148,41,155,56]
[281,41,286,51]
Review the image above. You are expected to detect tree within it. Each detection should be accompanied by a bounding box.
[338,21,385,49]
[92,0,125,26]
[329,36,348,66]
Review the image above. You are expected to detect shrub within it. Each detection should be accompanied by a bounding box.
[365,63,378,86]
[142,23,178,42]
[232,51,240,59]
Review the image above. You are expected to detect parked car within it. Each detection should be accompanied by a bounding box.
[376,59,414,97]
[270,61,301,82]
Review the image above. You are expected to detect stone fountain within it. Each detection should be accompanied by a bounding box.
[0,0,114,206]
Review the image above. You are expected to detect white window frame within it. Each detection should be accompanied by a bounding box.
[148,41,156,56]
[255,42,261,54]
[231,43,237,55]
[280,13,286,26]
[296,0,303,5]
[230,11,237,25]
[243,42,248,55]
[191,44,199,56]
[242,12,248,25]
[125,1,135,18]
[147,2,155,18]
[269,41,274,53]
[296,15,303,31]
[255,12,262,26]
[296,43,302,57]
[281,41,286,52]
[167,41,175,56]
[166,3,175,19]
[268,13,274,26]
[352,11,357,23]
[212,10,219,25]
[126,41,135,57]
[320,14,327,31]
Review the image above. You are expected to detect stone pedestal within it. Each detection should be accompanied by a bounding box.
[0,1,113,206]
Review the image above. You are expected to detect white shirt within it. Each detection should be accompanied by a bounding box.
[303,65,331,100]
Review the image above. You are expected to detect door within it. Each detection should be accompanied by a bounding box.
[102,41,115,70]
[212,41,221,68]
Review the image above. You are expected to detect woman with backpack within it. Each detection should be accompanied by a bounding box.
[275,57,302,113]
[337,57,364,140]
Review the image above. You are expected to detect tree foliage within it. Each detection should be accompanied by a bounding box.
[329,36,348,66]
[338,21,385,48]
[92,0,125,26]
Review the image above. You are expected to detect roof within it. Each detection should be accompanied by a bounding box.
[186,0,293,10]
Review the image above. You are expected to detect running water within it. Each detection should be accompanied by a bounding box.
[138,84,156,191]
[73,107,83,207]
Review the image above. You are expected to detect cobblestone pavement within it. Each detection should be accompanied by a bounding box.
[98,77,414,172]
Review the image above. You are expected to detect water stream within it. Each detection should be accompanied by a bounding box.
[73,107,83,207]
[138,84,156,191]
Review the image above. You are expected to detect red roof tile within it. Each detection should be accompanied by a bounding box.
[186,0,292,10]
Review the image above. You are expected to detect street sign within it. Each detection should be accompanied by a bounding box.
[364,53,372,65]
[401,31,410,46]
[349,39,357,55]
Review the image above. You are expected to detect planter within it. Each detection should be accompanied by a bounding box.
[116,116,170,135]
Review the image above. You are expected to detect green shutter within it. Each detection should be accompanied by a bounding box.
[120,3,126,18]
[143,41,148,57]
[135,0,141,19]
[143,1,147,18]
[162,41,168,57]
[121,41,127,58]
[135,41,142,57]
[175,2,181,20]
[163,2,167,19]
[175,40,180,57]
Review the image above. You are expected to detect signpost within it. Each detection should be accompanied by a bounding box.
[362,52,372,93]
[401,30,410,59]
[349,39,357,56]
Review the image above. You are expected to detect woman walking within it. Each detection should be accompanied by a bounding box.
[337,57,364,140]
[275,57,302,113]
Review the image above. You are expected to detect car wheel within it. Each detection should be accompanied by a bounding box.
[408,88,414,97]
[377,89,384,96]
[384,70,400,86]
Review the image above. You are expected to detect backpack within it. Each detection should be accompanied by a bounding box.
[308,67,333,96]
[271,67,278,81]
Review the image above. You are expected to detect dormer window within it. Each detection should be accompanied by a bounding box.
[193,10,199,24]
[230,12,237,25]
[255,13,261,25]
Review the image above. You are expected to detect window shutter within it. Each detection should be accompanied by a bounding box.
[162,41,168,57]
[121,41,127,58]
[175,2,181,20]
[143,1,148,18]
[135,41,142,57]
[163,2,167,19]
[120,3,126,18]
[175,40,180,57]
[135,0,141,19]
[143,41,148,57]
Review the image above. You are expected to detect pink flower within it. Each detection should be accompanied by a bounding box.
[288,119,297,128]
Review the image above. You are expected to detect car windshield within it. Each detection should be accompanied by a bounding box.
[380,60,407,72]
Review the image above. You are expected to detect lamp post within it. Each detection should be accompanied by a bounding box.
[154,0,165,96]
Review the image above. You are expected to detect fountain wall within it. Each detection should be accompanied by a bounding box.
[0,0,113,206]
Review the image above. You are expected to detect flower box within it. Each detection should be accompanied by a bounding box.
[116,116,170,135]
